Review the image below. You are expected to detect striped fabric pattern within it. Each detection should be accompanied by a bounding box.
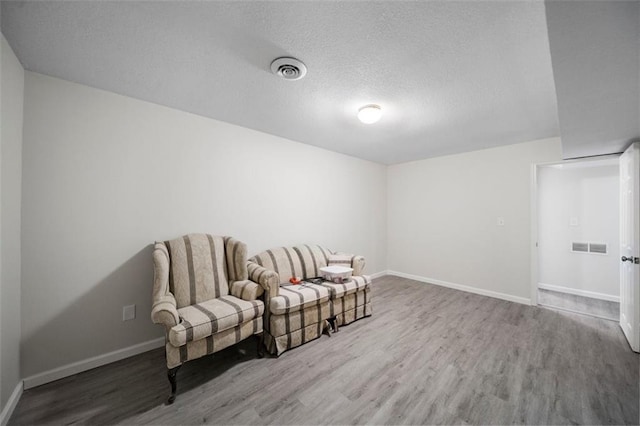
[249,245,332,284]
[224,237,249,282]
[152,243,180,328]
[230,280,264,301]
[327,253,354,267]
[163,234,230,308]
[153,234,264,370]
[264,320,326,356]
[169,295,264,346]
[316,275,371,299]
[332,288,371,323]
[269,301,332,337]
[336,303,372,327]
[269,284,330,315]
[247,262,280,297]
[151,295,180,328]
[248,244,372,356]
[166,318,262,368]
[352,255,366,277]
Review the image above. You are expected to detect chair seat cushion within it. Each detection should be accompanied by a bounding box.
[315,275,371,299]
[270,284,330,315]
[169,295,264,347]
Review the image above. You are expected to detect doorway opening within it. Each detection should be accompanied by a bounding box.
[534,156,620,321]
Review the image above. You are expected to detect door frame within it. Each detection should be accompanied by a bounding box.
[529,154,622,306]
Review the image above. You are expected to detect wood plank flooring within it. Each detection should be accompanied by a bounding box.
[538,288,619,321]
[10,276,639,425]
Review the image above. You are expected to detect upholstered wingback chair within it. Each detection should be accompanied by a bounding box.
[152,234,265,403]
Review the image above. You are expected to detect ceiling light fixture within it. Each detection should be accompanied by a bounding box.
[357,104,382,124]
[270,57,307,81]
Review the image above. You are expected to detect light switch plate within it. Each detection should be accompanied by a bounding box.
[123,304,136,321]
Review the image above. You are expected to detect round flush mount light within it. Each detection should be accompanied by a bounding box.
[357,104,382,124]
[270,57,307,81]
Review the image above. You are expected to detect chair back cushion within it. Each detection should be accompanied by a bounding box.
[327,253,354,268]
[249,245,332,284]
[164,234,229,308]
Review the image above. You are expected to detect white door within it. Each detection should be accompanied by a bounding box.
[620,142,640,352]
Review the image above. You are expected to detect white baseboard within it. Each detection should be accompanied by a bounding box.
[538,282,620,303]
[23,336,165,390]
[387,270,531,305]
[370,270,389,279]
[0,381,23,426]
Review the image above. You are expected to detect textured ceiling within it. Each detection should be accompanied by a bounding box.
[0,1,632,164]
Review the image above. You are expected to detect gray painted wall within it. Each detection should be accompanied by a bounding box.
[546,0,640,158]
[1,34,24,411]
[387,138,562,302]
[20,72,387,379]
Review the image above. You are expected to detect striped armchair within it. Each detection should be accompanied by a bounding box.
[247,245,372,356]
[152,234,264,403]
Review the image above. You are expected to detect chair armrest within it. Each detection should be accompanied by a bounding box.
[152,242,180,328]
[352,255,366,276]
[247,262,280,297]
[230,280,264,301]
[329,252,366,276]
[152,295,180,328]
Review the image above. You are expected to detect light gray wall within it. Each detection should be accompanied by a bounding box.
[387,138,562,302]
[538,164,619,298]
[546,0,640,158]
[1,34,24,410]
[21,72,387,379]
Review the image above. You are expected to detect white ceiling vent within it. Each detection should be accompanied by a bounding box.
[270,57,307,81]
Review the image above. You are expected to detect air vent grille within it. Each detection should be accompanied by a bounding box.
[270,57,307,81]
[572,242,588,253]
[571,242,608,255]
[589,243,607,254]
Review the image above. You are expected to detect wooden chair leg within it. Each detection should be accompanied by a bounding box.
[167,366,181,405]
[324,320,332,337]
[330,317,339,332]
[256,332,265,358]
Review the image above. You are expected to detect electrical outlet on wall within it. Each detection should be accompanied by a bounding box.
[497,217,505,226]
[569,217,579,226]
[122,304,136,321]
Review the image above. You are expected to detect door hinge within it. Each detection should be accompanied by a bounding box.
[635,257,640,264]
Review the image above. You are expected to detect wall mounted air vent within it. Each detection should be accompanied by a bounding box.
[571,242,608,255]
[571,242,589,253]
